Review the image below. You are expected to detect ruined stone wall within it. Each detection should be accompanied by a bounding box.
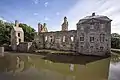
[37,30,77,51]
[17,42,32,52]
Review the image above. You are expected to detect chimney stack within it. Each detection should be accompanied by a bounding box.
[15,20,19,27]
[38,22,42,33]
[92,13,95,16]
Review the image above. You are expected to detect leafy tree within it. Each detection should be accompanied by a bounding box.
[0,20,35,46]
[19,23,35,42]
[111,33,120,49]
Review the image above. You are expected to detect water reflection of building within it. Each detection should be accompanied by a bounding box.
[0,55,110,80]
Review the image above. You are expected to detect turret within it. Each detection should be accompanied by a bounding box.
[61,16,68,31]
[15,20,19,27]
[38,22,42,33]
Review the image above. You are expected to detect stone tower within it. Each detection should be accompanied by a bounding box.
[61,16,68,31]
[11,20,24,51]
[38,23,42,33]
[38,22,48,33]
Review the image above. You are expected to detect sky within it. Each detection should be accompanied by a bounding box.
[0,0,120,33]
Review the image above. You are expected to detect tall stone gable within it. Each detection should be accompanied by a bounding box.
[11,20,24,51]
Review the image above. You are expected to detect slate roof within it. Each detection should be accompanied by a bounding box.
[77,13,112,24]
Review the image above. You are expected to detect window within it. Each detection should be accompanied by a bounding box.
[18,33,20,37]
[100,34,105,42]
[80,37,84,41]
[49,36,53,42]
[100,47,104,51]
[50,39,53,42]
[19,39,21,42]
[91,24,94,29]
[101,24,104,29]
[45,36,47,41]
[63,36,65,42]
[81,26,84,30]
[90,46,93,48]
[90,37,94,42]
[71,36,74,42]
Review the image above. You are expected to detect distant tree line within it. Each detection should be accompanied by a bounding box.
[111,33,120,49]
[0,20,35,46]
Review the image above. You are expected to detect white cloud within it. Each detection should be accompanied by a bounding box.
[56,12,60,16]
[0,17,7,22]
[44,16,49,21]
[65,0,120,33]
[33,13,39,16]
[33,0,39,4]
[44,2,48,7]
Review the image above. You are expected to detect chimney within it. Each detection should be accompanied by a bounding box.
[43,23,46,27]
[92,13,95,16]
[15,20,19,27]
[38,22,42,33]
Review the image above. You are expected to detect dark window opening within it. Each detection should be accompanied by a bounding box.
[18,33,20,37]
[50,39,53,42]
[19,39,21,42]
[90,46,93,48]
[90,37,94,42]
[100,47,104,51]
[80,37,84,41]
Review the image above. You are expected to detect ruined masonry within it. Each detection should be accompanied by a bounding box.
[11,13,112,56]
[35,13,112,56]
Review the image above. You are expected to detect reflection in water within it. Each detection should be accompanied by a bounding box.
[108,62,120,80]
[70,64,74,72]
[0,53,111,80]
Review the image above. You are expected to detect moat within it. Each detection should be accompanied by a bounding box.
[0,52,119,80]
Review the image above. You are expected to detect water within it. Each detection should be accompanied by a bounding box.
[0,53,118,80]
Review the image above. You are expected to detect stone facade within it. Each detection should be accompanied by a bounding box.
[61,17,68,31]
[38,23,48,33]
[11,20,24,51]
[17,42,33,52]
[0,47,4,56]
[35,13,112,56]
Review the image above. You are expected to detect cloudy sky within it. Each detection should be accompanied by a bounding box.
[0,0,120,33]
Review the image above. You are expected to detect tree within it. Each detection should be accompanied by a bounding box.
[0,20,35,46]
[19,23,35,42]
[0,21,13,46]
[111,33,120,49]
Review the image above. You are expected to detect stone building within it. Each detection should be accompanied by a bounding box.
[61,16,68,31]
[35,13,112,56]
[38,23,48,33]
[11,20,24,51]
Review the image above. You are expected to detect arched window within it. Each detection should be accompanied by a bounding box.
[71,36,74,42]
[45,36,47,41]
[100,34,105,42]
[63,36,65,42]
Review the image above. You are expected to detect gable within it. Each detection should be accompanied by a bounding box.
[83,18,101,24]
[12,26,24,32]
